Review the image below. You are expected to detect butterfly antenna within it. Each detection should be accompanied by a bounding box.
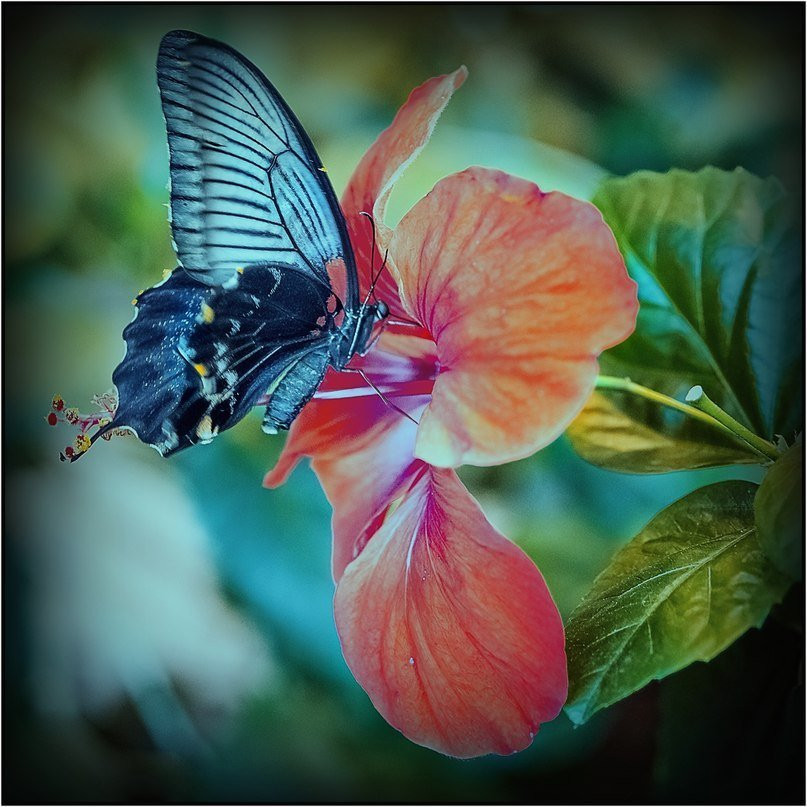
[358,212,376,305]
[358,212,389,307]
[356,221,422,331]
[376,249,389,286]
[356,219,420,330]
[366,248,390,306]
[358,211,377,267]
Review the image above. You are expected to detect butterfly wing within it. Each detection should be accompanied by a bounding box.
[107,269,213,454]
[90,31,369,458]
[157,29,359,308]
[105,265,336,456]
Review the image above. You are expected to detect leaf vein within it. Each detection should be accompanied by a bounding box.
[572,527,753,720]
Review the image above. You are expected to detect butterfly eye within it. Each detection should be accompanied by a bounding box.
[375,301,389,321]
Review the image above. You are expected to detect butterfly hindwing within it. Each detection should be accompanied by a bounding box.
[106,266,335,455]
[157,29,358,306]
[184,263,337,432]
[108,268,214,454]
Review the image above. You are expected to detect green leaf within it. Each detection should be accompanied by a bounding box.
[571,166,802,473]
[755,435,803,579]
[565,480,790,725]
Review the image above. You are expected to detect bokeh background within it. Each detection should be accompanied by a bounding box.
[4,4,803,803]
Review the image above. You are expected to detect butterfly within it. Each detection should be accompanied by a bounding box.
[89,29,388,458]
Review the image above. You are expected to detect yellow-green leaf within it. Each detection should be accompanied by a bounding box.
[567,391,758,473]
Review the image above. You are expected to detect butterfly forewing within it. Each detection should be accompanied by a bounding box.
[157,29,358,306]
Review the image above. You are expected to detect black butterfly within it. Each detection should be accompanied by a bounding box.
[93,30,387,457]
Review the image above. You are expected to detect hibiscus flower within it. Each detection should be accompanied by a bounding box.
[264,68,638,757]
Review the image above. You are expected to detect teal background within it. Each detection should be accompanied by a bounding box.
[4,4,803,803]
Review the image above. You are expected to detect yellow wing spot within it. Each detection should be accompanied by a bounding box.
[201,303,215,324]
[196,415,218,441]
[193,362,209,377]
[237,266,245,274]
[319,165,328,173]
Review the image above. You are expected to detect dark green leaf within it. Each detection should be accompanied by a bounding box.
[571,166,802,472]
[565,480,790,725]
[755,435,803,579]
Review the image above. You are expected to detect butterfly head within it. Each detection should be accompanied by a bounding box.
[357,298,389,354]
[331,299,389,368]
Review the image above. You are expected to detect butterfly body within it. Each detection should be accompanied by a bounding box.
[93,30,387,457]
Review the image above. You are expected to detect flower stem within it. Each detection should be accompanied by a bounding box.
[685,385,781,461]
[594,375,779,462]
[595,375,731,429]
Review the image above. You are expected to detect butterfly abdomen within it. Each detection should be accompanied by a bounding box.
[262,349,331,433]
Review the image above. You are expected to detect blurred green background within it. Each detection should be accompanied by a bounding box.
[4,4,802,803]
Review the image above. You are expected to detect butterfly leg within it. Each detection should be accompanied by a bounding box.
[359,312,428,357]
[341,367,420,425]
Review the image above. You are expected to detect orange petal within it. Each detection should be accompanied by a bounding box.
[334,467,567,758]
[262,369,387,488]
[342,67,467,316]
[267,70,466,490]
[263,341,427,485]
[388,167,638,467]
[313,417,423,581]
[264,342,434,580]
[264,393,419,581]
